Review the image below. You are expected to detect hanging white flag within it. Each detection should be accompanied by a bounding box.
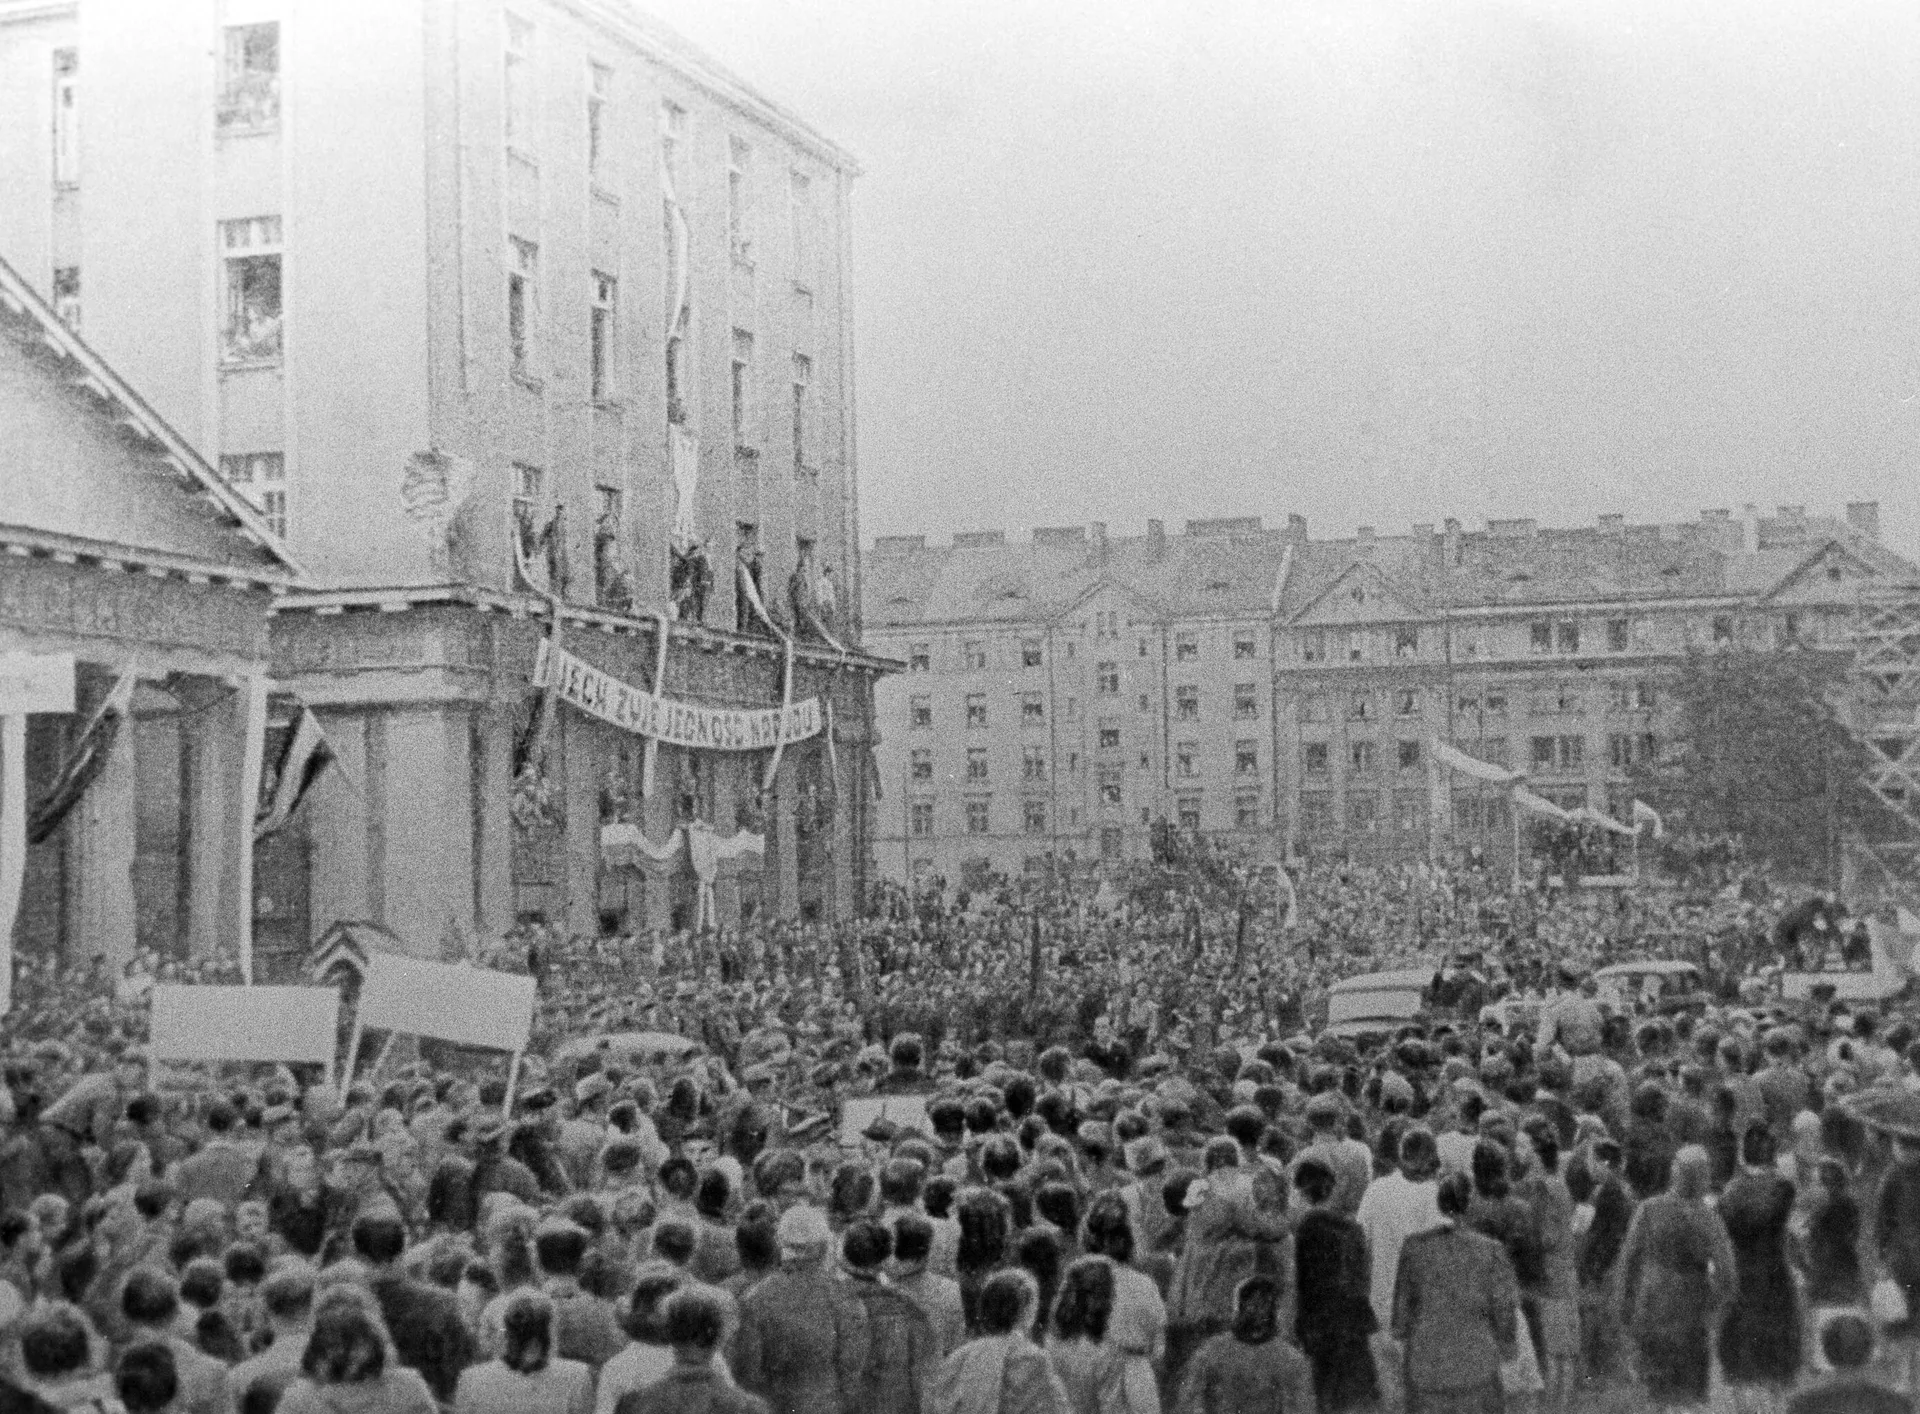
[1512,787,1574,822]
[1429,739,1523,785]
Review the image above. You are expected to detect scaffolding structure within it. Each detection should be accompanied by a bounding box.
[1843,586,1920,908]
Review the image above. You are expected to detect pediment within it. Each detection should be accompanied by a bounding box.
[1287,561,1422,626]
[1765,541,1882,606]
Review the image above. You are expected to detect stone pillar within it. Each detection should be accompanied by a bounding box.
[71,681,137,971]
[771,758,799,918]
[377,706,475,958]
[562,710,603,938]
[230,673,267,977]
[471,703,515,938]
[640,744,676,933]
[830,728,856,921]
[305,711,370,934]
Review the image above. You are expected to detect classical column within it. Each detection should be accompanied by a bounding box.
[562,708,603,938]
[770,757,799,918]
[639,745,677,934]
[377,705,475,957]
[71,678,137,971]
[470,703,515,939]
[305,711,371,934]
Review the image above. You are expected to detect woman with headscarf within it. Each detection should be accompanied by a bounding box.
[1718,1124,1802,1412]
[1166,1138,1289,1398]
[1614,1144,1737,1409]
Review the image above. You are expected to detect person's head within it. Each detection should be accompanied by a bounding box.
[1670,1144,1713,1201]
[302,1299,389,1386]
[1436,1171,1474,1220]
[662,1286,729,1365]
[1050,1256,1114,1343]
[956,1187,1011,1273]
[1201,1136,1240,1173]
[623,1264,685,1344]
[1230,1275,1282,1345]
[650,1219,696,1269]
[121,1265,180,1329]
[734,1202,780,1275]
[1820,1311,1876,1373]
[1034,1183,1079,1236]
[889,1033,924,1073]
[923,1175,957,1222]
[1740,1123,1777,1170]
[892,1212,935,1270]
[350,1210,407,1268]
[260,1261,316,1329]
[1398,1126,1439,1182]
[878,1158,925,1208]
[115,1340,178,1414]
[776,1205,832,1268]
[19,1302,91,1383]
[1081,1192,1135,1264]
[234,1201,270,1246]
[1294,1157,1337,1208]
[180,1257,224,1310]
[657,1156,698,1202]
[534,1220,587,1280]
[694,1168,732,1222]
[976,1269,1038,1338]
[841,1219,891,1275]
[501,1289,554,1375]
[1470,1139,1510,1200]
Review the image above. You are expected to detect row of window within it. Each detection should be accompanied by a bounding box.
[908,684,1260,728]
[1297,681,1659,723]
[1296,789,1630,837]
[911,741,1264,784]
[1299,732,1658,778]
[904,630,1262,674]
[909,793,1267,837]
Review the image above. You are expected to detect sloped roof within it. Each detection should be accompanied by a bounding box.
[867,514,1917,630]
[864,528,1292,629]
[0,252,298,584]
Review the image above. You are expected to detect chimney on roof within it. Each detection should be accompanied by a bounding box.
[1444,517,1462,565]
[1701,508,1731,522]
[1740,503,1760,554]
[1287,514,1309,544]
[1598,513,1624,532]
[1147,519,1166,562]
[1848,501,1881,541]
[1090,521,1108,562]
[1356,525,1375,546]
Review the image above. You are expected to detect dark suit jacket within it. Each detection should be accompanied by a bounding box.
[369,1269,475,1403]
[1391,1223,1518,1394]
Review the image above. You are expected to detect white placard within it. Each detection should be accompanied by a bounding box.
[148,984,339,1065]
[839,1095,932,1144]
[0,653,74,715]
[355,952,535,1053]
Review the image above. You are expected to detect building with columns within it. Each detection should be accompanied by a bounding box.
[865,507,1915,883]
[0,0,887,966]
[0,253,297,974]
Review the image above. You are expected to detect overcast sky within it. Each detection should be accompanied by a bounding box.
[644,0,1920,555]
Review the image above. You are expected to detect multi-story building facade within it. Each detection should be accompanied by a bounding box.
[866,506,1914,882]
[0,0,886,965]
[866,519,1292,882]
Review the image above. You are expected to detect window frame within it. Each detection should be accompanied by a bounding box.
[589,270,617,402]
[220,216,285,366]
[52,48,78,186]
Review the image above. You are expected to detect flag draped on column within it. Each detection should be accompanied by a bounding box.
[254,706,337,840]
[28,668,134,845]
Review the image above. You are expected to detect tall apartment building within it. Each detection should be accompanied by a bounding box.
[865,506,1915,882]
[0,0,886,965]
[865,519,1292,883]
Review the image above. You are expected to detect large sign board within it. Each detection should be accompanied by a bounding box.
[537,640,820,751]
[355,953,535,1054]
[149,985,339,1067]
[0,653,74,715]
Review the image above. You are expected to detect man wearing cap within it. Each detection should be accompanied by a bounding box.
[559,1075,615,1190]
[731,1205,869,1414]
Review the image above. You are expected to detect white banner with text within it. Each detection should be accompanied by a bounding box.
[536,640,820,751]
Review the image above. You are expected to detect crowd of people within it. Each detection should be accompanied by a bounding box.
[0,848,1912,1414]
